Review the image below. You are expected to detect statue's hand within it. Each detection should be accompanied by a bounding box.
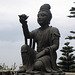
[36,48,49,59]
[36,50,46,58]
[19,18,27,25]
[18,14,28,24]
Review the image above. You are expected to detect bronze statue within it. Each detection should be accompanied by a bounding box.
[18,4,60,73]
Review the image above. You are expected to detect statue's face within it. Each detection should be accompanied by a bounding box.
[37,11,49,26]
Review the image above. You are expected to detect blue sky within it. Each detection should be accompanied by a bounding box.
[0,0,75,70]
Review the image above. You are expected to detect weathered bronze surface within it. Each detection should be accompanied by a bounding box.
[19,4,61,73]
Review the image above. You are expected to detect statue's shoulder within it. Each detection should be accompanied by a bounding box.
[49,26,59,31]
[49,26,60,37]
[31,28,40,36]
[31,28,39,32]
[49,26,59,32]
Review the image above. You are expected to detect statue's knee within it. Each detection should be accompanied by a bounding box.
[34,61,43,70]
[21,44,28,53]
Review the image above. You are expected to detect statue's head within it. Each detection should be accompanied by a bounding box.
[37,4,52,26]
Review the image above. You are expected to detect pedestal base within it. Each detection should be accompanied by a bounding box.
[17,72,65,75]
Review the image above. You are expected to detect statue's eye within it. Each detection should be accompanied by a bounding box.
[41,13,47,16]
[37,14,47,18]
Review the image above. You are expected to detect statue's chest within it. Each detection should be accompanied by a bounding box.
[35,28,50,44]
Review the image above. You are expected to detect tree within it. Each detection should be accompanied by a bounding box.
[67,2,75,40]
[65,31,75,40]
[68,2,75,18]
[58,42,75,72]
[58,1,75,72]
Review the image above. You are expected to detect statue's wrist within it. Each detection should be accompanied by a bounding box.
[22,21,27,25]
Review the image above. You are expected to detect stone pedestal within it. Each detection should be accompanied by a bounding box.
[17,72,65,75]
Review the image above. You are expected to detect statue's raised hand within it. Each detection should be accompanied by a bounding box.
[18,14,29,24]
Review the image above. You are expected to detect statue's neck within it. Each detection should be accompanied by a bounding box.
[40,24,49,30]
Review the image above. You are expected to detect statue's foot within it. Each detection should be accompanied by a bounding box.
[51,68,63,73]
[26,66,34,74]
[51,70,57,73]
[57,68,63,73]
[45,68,53,73]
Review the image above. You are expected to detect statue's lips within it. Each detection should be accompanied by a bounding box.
[38,20,44,22]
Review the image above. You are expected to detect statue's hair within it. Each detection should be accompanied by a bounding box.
[40,4,51,10]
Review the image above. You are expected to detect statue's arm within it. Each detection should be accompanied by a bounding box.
[19,14,30,38]
[45,28,60,53]
[47,37,59,52]
[36,38,59,58]
[22,23,30,38]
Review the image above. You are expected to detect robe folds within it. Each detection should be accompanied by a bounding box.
[27,26,60,72]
